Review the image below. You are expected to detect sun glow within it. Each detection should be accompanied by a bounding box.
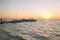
[43,14,51,19]
[41,12,52,19]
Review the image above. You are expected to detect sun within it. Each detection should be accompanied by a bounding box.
[42,13,51,19]
[44,14,51,19]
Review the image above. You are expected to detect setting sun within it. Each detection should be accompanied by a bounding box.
[43,14,51,19]
[41,13,52,19]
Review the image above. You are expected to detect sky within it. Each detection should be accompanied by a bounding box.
[0,0,60,19]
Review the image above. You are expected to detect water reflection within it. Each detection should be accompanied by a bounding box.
[0,20,60,40]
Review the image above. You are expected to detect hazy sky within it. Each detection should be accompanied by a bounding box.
[0,0,60,19]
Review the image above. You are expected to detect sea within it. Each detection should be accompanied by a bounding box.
[0,20,60,40]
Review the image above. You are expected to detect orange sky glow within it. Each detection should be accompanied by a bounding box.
[0,0,60,20]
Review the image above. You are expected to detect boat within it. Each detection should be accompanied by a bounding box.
[6,18,36,23]
[20,19,36,22]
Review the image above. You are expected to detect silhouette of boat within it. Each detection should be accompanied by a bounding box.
[5,18,36,23]
[20,19,36,22]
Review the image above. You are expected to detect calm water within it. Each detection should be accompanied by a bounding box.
[0,20,60,40]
